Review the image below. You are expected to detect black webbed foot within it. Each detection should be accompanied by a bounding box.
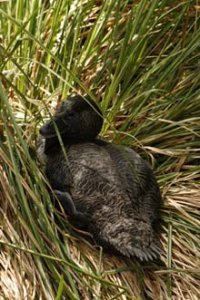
[52,190,88,228]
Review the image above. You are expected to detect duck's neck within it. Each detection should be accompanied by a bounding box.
[44,134,99,155]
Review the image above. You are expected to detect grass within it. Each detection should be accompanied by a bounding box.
[0,0,200,299]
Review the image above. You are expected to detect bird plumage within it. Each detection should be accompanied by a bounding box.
[38,95,162,261]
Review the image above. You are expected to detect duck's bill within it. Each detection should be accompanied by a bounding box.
[39,117,68,138]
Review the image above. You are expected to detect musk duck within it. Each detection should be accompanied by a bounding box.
[38,95,162,261]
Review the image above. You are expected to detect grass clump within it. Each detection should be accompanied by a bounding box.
[0,0,200,299]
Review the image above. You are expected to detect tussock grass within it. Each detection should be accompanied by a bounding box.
[0,0,200,299]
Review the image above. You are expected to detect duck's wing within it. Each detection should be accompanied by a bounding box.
[100,143,163,261]
[105,143,162,220]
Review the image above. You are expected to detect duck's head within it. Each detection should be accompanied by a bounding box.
[40,95,103,143]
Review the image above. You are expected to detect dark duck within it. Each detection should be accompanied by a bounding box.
[38,95,163,261]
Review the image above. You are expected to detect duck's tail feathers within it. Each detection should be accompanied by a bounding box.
[100,218,162,261]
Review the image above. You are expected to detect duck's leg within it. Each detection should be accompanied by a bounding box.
[52,189,88,227]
